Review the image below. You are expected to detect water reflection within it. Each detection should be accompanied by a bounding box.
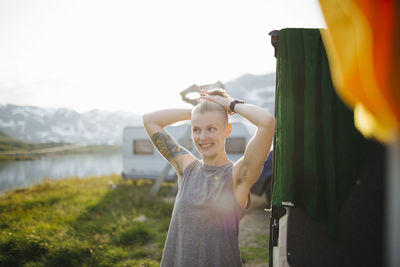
[0,152,122,193]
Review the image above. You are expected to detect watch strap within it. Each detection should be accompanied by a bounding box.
[230,99,245,113]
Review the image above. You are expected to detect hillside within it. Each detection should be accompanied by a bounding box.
[0,131,67,161]
[0,130,25,148]
[0,130,65,151]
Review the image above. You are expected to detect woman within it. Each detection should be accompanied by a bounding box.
[143,89,275,266]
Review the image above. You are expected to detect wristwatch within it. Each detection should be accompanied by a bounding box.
[229,99,245,113]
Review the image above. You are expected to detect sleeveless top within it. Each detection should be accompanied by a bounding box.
[160,159,250,267]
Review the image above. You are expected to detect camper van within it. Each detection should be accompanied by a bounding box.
[122,119,255,181]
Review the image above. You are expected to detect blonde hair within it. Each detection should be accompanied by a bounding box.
[192,89,233,122]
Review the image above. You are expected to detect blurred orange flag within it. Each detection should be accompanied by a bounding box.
[318,0,400,143]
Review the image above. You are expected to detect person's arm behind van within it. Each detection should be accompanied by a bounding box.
[142,109,196,180]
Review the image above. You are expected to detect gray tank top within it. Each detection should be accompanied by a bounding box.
[160,159,250,267]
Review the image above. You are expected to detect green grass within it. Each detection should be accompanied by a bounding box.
[241,233,269,264]
[0,175,174,266]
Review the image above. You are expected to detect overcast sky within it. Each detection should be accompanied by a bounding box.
[0,0,326,114]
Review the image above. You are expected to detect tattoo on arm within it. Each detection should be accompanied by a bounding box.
[150,132,189,162]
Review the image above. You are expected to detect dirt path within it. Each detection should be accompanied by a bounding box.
[239,194,270,267]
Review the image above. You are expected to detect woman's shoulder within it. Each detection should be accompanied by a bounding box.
[182,159,200,176]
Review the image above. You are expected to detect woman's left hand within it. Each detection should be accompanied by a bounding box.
[200,89,233,112]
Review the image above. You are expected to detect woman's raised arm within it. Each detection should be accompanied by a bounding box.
[143,109,196,179]
[143,109,192,130]
[232,103,275,182]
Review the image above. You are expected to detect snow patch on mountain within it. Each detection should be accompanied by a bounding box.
[0,104,141,145]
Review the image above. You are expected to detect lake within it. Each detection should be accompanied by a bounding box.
[0,151,122,194]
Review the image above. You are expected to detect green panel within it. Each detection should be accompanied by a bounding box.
[272,28,368,238]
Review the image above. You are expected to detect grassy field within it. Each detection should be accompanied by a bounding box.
[0,175,174,266]
[0,174,270,266]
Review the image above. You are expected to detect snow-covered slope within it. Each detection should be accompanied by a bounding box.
[0,105,141,145]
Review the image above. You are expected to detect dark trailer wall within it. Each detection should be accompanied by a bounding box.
[269,28,384,267]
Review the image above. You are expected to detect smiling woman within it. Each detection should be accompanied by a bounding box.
[191,90,231,160]
[142,88,275,266]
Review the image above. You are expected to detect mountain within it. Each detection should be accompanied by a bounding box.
[0,105,141,145]
[0,72,275,145]
[224,73,275,113]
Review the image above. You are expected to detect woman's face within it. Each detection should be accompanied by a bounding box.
[191,110,231,158]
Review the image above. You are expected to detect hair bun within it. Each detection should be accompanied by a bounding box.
[193,88,234,116]
[206,88,234,115]
[207,88,230,98]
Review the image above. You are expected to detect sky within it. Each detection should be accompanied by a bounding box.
[0,0,326,115]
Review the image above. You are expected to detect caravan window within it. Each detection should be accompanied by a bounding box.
[133,140,154,154]
[226,137,246,154]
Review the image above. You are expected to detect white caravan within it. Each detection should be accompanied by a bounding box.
[122,119,255,181]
